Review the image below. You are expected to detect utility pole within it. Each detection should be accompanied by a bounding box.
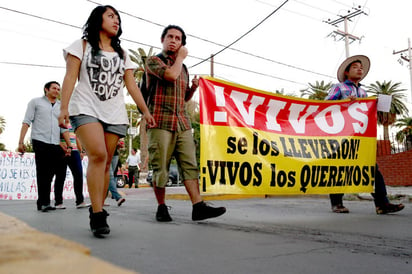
[393,38,412,101]
[128,109,133,155]
[324,5,368,58]
[210,54,214,77]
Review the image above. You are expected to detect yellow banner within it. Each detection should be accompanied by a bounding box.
[199,77,376,195]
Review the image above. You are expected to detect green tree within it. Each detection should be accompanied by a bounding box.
[274,88,296,97]
[128,48,155,172]
[367,81,409,140]
[0,115,5,135]
[393,116,412,150]
[299,80,332,100]
[186,100,200,167]
[0,115,5,150]
[129,47,154,83]
[23,140,33,153]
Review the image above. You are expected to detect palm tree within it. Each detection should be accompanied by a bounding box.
[23,140,34,152]
[0,116,5,150]
[300,80,332,100]
[128,48,155,172]
[274,88,296,97]
[367,81,409,140]
[0,115,5,135]
[393,116,412,150]
[129,47,154,83]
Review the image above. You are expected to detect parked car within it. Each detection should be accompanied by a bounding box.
[146,164,181,187]
[115,169,128,188]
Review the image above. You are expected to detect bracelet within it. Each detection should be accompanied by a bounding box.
[67,146,73,150]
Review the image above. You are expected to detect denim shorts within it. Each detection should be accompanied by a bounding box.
[70,114,128,137]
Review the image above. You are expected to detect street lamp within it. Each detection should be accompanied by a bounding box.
[127,109,140,155]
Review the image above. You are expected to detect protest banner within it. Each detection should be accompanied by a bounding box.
[199,77,377,195]
[0,151,89,200]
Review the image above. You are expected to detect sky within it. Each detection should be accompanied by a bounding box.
[1,0,412,151]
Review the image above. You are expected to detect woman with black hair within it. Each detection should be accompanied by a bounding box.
[58,5,155,237]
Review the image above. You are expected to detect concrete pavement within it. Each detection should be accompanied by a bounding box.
[1,184,411,274]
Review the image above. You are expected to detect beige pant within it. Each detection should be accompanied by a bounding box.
[148,128,198,188]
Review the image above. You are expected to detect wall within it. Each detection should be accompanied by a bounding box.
[377,148,412,186]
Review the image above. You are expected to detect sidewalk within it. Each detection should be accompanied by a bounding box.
[0,211,137,274]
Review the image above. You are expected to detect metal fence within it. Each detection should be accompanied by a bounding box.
[377,133,412,155]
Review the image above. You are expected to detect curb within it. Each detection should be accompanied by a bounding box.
[166,193,267,201]
[0,212,138,274]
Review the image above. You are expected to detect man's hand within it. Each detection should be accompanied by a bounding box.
[177,46,188,60]
[17,143,25,155]
[192,75,199,88]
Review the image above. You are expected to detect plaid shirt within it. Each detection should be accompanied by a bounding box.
[325,80,368,100]
[146,52,195,132]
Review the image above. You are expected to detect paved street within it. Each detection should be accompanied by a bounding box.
[1,187,411,274]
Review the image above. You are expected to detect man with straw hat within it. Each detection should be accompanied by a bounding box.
[325,55,404,214]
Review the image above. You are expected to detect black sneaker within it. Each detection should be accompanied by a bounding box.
[40,205,56,212]
[89,207,110,237]
[192,201,226,221]
[117,198,126,207]
[156,204,172,222]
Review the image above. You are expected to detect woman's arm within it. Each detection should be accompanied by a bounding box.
[124,70,156,127]
[58,54,81,128]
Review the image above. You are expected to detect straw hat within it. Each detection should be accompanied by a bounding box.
[337,55,370,83]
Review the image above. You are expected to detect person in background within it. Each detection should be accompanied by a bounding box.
[107,138,126,206]
[58,5,155,237]
[18,81,69,212]
[126,148,140,188]
[325,55,405,215]
[145,25,226,222]
[55,123,90,209]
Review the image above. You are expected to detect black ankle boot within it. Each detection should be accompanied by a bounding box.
[89,207,110,237]
[156,204,172,222]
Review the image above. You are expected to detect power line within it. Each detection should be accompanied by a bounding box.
[212,60,307,86]
[330,0,353,9]
[0,6,81,29]
[0,58,306,86]
[293,0,337,16]
[0,61,64,68]
[190,0,289,68]
[0,3,330,85]
[256,0,320,21]
[86,0,332,78]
